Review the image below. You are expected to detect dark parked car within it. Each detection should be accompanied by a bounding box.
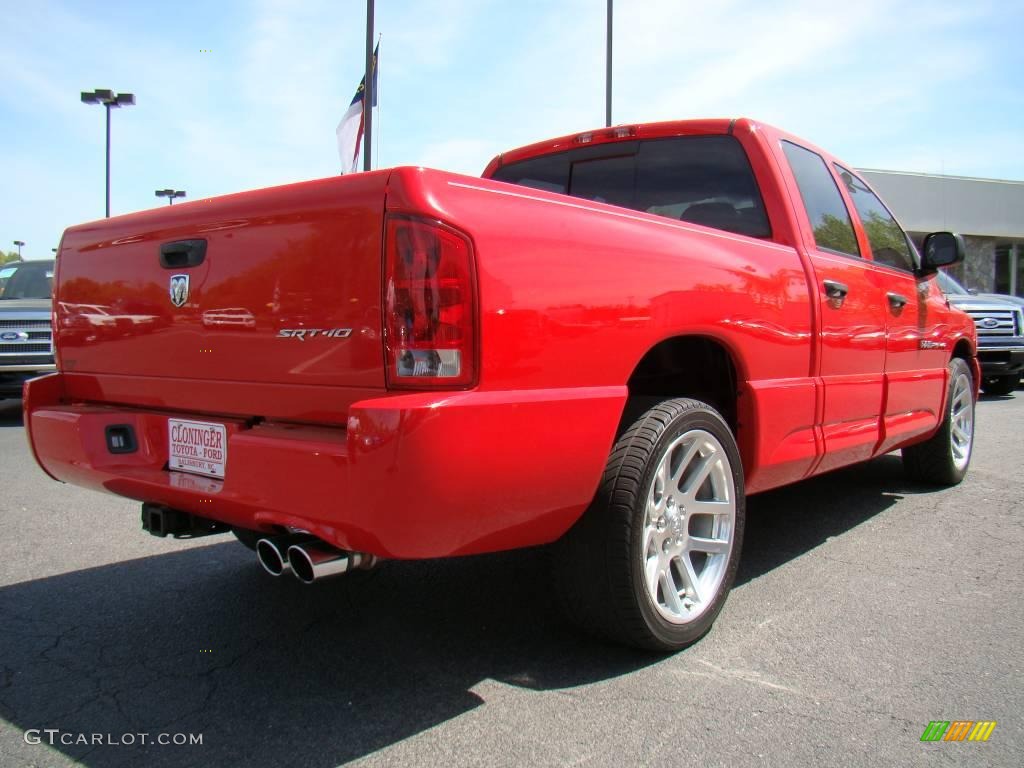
[938,271,1023,395]
[0,259,55,399]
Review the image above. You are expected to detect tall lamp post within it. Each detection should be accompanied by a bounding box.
[13,240,25,258]
[81,89,135,218]
[606,0,613,127]
[155,189,186,206]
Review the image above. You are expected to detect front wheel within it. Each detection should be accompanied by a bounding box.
[902,357,975,485]
[552,398,745,651]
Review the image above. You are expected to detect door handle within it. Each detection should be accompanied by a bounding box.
[887,292,909,309]
[159,239,207,269]
[823,280,848,301]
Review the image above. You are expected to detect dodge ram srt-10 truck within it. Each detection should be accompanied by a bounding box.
[25,118,977,651]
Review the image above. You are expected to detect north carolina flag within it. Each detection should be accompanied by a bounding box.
[337,44,379,174]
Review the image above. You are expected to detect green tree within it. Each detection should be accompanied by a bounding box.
[0,251,20,265]
[862,210,911,262]
[813,214,859,256]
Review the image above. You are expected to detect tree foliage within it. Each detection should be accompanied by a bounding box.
[813,214,859,256]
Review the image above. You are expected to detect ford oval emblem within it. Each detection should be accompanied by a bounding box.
[1,331,23,341]
[981,317,999,329]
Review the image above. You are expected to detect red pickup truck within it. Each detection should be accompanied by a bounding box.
[26,118,977,651]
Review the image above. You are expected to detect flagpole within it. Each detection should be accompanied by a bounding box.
[363,0,375,172]
[605,0,613,127]
[374,33,381,171]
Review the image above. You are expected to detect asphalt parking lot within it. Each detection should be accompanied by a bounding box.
[0,391,1021,768]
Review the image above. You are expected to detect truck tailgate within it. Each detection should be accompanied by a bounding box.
[55,172,389,422]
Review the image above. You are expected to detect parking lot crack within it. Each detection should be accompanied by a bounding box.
[693,660,801,694]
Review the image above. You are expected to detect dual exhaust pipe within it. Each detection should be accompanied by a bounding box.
[256,533,376,584]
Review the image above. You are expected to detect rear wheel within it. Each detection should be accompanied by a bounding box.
[903,357,975,485]
[981,375,1017,396]
[553,398,745,651]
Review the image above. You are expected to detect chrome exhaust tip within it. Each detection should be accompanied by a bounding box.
[255,534,316,577]
[287,542,376,585]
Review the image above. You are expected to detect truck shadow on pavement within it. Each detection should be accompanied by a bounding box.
[736,453,924,586]
[0,450,946,767]
[0,398,23,427]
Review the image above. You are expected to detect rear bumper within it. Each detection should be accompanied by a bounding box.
[24,374,625,559]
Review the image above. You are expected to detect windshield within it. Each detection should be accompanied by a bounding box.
[0,260,54,300]
[936,270,969,295]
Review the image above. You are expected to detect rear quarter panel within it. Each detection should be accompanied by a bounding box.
[386,167,816,492]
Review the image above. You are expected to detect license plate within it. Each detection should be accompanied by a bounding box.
[169,471,223,494]
[168,419,227,479]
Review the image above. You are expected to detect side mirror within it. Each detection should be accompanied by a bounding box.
[919,232,965,274]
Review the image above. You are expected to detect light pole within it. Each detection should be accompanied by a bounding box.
[155,189,186,206]
[81,89,135,218]
[13,241,24,258]
[606,0,613,127]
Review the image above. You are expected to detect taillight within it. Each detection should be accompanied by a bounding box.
[383,214,477,389]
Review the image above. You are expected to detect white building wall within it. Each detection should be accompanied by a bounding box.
[859,170,1024,239]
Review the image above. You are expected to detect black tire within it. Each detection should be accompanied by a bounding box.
[552,398,745,652]
[903,357,975,485]
[981,375,1017,396]
[231,527,264,551]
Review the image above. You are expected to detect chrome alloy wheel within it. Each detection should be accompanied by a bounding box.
[949,368,974,471]
[642,429,736,624]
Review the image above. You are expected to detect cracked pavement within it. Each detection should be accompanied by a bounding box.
[0,391,1021,767]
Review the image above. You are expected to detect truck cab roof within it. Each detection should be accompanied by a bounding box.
[483,118,739,177]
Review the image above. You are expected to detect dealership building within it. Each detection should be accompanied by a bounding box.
[860,169,1024,297]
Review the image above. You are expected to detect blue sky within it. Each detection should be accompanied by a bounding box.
[3,0,1022,260]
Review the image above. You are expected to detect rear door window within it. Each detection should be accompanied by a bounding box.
[781,141,860,258]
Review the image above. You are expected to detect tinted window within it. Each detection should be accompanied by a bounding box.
[835,165,916,272]
[570,154,635,207]
[0,265,16,292]
[781,141,859,257]
[635,137,771,237]
[492,135,771,238]
[0,261,54,300]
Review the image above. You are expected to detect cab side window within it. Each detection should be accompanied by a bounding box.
[835,165,917,272]
[781,141,860,258]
